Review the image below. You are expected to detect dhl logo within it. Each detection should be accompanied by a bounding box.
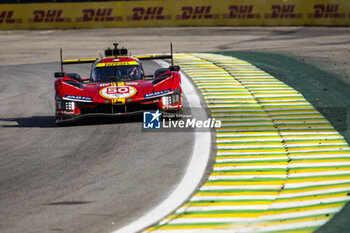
[176,6,218,20]
[28,10,71,23]
[77,8,123,22]
[129,7,170,21]
[265,5,302,19]
[0,11,22,24]
[224,5,260,19]
[310,4,344,18]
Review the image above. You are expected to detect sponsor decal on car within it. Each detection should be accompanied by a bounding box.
[165,104,182,109]
[99,83,111,87]
[99,85,137,99]
[57,110,76,115]
[125,81,139,86]
[63,95,93,102]
[95,61,138,67]
[144,89,171,98]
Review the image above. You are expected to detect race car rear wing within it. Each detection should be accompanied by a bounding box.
[136,42,174,65]
[59,42,175,72]
[136,55,172,61]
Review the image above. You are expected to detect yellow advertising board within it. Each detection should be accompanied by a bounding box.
[1,0,350,29]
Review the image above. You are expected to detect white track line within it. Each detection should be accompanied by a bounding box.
[111,60,211,233]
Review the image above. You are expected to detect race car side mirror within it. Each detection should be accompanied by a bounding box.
[82,78,90,84]
[169,65,180,71]
[54,72,65,78]
[144,74,154,80]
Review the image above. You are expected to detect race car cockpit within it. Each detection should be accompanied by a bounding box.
[91,64,143,82]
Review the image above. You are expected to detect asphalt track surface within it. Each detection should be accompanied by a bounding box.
[0,61,195,233]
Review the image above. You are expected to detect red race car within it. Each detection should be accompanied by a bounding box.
[54,42,182,125]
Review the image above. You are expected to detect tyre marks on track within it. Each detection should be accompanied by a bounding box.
[144,53,350,233]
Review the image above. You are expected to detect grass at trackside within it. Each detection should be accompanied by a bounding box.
[215,51,350,233]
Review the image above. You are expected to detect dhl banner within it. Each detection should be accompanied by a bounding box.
[1,0,350,29]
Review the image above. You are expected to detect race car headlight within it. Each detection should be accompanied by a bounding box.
[162,92,181,106]
[162,95,172,106]
[64,101,75,111]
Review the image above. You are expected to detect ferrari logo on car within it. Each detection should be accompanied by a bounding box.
[100,86,136,99]
[95,61,139,67]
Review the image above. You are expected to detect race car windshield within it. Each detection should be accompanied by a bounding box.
[92,65,143,82]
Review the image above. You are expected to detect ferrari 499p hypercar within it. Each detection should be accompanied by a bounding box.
[54,43,182,125]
